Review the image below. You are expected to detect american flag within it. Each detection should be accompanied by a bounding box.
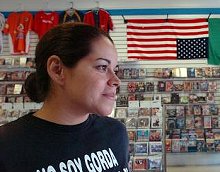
[127,18,209,60]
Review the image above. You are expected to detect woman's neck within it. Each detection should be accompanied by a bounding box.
[34,102,90,125]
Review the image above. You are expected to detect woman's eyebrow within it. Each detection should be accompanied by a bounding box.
[96,58,111,64]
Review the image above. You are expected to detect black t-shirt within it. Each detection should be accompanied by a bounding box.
[0,113,129,172]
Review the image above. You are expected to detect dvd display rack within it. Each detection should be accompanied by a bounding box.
[158,67,220,154]
[115,64,166,171]
[0,56,40,125]
[115,63,220,171]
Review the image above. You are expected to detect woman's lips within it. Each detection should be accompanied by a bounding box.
[103,93,117,100]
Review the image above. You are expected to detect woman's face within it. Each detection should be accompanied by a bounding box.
[63,36,120,116]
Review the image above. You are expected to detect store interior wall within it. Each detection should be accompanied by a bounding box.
[1,0,220,169]
[1,0,220,11]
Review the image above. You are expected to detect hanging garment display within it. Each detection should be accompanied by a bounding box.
[59,8,83,23]
[83,8,113,33]
[3,11,33,55]
[33,11,59,38]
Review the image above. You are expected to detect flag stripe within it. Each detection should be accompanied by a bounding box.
[128,44,177,48]
[128,53,177,57]
[127,38,177,42]
[128,55,177,60]
[127,31,208,36]
[127,25,208,30]
[127,18,208,60]
[127,34,208,39]
[127,18,207,23]
[128,50,177,54]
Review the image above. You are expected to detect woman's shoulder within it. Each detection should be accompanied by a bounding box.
[0,113,33,137]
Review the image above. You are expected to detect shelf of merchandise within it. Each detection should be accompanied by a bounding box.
[0,32,40,125]
[115,63,167,172]
[115,61,220,170]
[0,64,41,125]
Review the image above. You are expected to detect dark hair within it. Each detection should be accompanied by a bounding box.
[25,22,113,103]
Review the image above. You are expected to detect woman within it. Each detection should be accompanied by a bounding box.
[0,22,129,172]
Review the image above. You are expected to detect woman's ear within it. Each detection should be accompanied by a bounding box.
[47,55,65,86]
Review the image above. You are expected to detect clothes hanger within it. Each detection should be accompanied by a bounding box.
[91,0,100,13]
[66,1,75,16]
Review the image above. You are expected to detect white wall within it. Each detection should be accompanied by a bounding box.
[0,0,220,11]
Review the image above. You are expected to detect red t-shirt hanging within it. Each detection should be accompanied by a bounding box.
[33,11,59,39]
[83,8,113,33]
[3,11,33,54]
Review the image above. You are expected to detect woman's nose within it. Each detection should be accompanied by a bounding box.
[108,71,121,87]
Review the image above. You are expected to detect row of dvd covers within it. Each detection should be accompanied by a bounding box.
[157,80,217,92]
[115,104,219,119]
[129,141,163,155]
[115,106,163,129]
[116,94,161,107]
[116,93,216,107]
[166,128,220,140]
[0,57,35,68]
[0,71,32,81]
[165,127,220,153]
[116,67,220,79]
[165,104,218,117]
[0,110,32,125]
[129,155,162,171]
[154,67,220,78]
[128,129,163,142]
[0,95,31,103]
[117,114,163,129]
[0,83,24,95]
[126,80,217,93]
[166,115,220,130]
[166,138,220,153]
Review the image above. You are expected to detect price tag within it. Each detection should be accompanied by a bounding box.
[14,84,23,94]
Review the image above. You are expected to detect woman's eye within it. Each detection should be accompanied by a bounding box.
[96,65,108,72]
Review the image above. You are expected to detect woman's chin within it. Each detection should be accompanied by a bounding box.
[99,108,114,117]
